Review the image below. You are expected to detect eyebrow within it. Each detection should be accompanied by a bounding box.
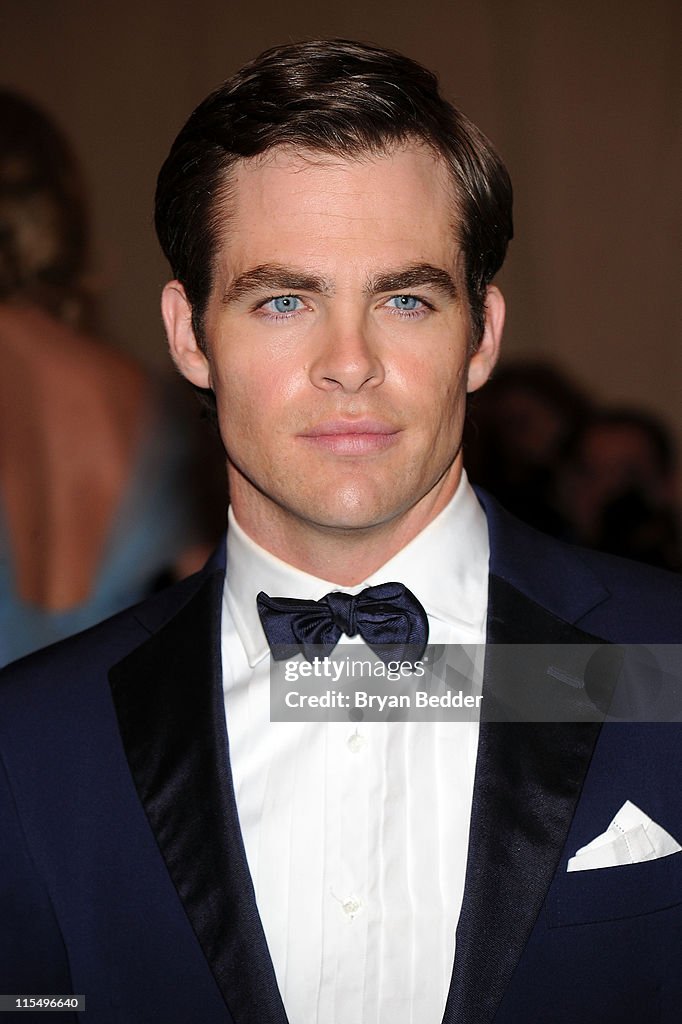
[366,264,459,300]
[222,264,332,304]
[221,260,459,304]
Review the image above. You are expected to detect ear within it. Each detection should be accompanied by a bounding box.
[161,280,211,389]
[466,285,505,393]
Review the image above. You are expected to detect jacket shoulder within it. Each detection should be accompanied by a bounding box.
[477,488,682,643]
[0,564,223,705]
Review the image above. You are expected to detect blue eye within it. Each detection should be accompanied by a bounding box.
[264,295,302,314]
[387,295,421,311]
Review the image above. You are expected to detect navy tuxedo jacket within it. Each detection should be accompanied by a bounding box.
[1,492,682,1024]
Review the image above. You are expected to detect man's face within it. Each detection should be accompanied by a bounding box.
[165,144,503,554]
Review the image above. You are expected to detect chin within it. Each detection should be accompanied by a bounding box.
[297,492,404,534]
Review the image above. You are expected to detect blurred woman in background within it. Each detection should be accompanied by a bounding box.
[0,91,217,665]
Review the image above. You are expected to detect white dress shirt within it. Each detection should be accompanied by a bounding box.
[220,472,489,1024]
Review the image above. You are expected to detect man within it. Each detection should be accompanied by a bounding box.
[1,39,681,1024]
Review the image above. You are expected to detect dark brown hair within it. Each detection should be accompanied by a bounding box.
[0,90,91,325]
[155,38,513,348]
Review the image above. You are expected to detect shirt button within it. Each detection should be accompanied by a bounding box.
[347,730,365,753]
[342,896,363,919]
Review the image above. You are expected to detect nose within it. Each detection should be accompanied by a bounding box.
[308,315,385,393]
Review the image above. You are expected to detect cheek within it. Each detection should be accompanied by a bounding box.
[401,354,468,425]
[424,367,470,463]
[212,358,299,454]
[211,366,257,445]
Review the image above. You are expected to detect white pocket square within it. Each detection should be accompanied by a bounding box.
[567,800,682,872]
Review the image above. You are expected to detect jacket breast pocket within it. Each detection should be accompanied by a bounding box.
[546,851,682,927]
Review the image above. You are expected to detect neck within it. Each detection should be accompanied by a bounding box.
[229,470,461,585]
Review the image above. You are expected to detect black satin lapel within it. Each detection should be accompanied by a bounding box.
[109,572,288,1024]
[443,576,604,1024]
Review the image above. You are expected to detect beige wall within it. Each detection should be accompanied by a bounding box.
[2,0,680,448]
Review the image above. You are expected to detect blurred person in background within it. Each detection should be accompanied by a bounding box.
[464,360,591,536]
[557,408,680,571]
[0,90,222,666]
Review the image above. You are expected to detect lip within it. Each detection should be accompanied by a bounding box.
[300,419,401,454]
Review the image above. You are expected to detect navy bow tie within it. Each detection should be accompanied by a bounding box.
[256,582,429,664]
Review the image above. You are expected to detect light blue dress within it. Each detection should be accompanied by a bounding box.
[0,389,204,667]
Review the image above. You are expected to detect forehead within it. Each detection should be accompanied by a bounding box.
[212,144,460,280]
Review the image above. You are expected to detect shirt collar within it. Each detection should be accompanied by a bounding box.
[224,471,489,667]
